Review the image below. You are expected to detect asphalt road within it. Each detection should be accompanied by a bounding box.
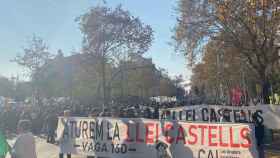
[7,137,84,158]
[6,136,280,158]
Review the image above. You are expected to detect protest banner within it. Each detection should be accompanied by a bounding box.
[159,105,280,129]
[57,117,258,158]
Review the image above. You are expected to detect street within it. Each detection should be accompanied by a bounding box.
[7,137,87,158]
[4,136,279,158]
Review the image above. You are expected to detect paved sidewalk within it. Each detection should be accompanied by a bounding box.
[7,136,85,158]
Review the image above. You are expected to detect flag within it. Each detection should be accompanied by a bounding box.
[0,131,9,157]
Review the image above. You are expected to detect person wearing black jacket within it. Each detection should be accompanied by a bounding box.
[253,113,265,158]
[45,110,58,144]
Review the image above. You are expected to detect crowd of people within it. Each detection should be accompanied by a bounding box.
[0,99,181,158]
[0,99,266,158]
[0,99,180,138]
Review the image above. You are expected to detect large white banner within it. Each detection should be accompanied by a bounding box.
[159,105,280,129]
[57,117,258,158]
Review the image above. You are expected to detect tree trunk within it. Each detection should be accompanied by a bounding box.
[121,65,124,102]
[101,56,107,108]
[260,68,271,104]
[262,79,271,104]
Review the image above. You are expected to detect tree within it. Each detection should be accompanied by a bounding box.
[114,55,158,99]
[174,0,280,103]
[172,75,185,100]
[77,5,153,107]
[191,40,258,104]
[159,77,176,97]
[13,35,52,105]
[36,52,176,106]
[14,81,32,102]
[0,77,13,97]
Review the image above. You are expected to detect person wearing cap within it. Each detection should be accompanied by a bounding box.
[12,119,37,158]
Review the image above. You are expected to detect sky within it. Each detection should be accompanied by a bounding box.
[0,0,191,81]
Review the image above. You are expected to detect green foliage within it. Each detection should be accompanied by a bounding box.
[10,5,184,105]
[77,5,154,106]
[13,35,52,80]
[77,5,153,57]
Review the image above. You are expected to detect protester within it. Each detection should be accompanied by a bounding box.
[239,111,248,123]
[0,105,18,134]
[153,106,159,119]
[89,108,100,117]
[12,120,37,158]
[57,110,72,158]
[20,107,32,121]
[219,114,225,123]
[144,107,152,119]
[219,109,227,123]
[31,110,42,135]
[45,110,58,144]
[253,113,265,158]
[155,141,171,158]
[0,130,9,158]
[0,99,179,137]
